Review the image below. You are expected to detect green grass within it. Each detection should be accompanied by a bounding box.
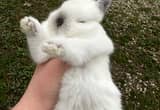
[0,0,160,109]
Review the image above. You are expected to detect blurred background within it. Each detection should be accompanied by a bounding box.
[0,0,159,109]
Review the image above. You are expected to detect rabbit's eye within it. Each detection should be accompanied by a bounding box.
[78,20,86,23]
[56,16,65,27]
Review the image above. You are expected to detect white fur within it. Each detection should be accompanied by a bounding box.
[20,0,122,110]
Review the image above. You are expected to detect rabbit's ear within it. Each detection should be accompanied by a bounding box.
[97,0,112,12]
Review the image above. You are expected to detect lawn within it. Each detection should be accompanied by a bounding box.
[0,0,159,110]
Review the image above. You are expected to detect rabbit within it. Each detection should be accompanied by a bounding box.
[20,0,122,110]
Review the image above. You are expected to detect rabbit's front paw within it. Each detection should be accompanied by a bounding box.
[42,41,65,58]
[20,16,41,35]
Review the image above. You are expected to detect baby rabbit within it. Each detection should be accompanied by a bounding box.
[20,0,122,110]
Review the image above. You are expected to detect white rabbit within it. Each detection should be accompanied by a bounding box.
[20,0,122,110]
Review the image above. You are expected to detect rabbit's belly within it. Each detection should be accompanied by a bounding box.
[55,67,121,110]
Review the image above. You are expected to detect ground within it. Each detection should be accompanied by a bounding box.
[0,0,159,110]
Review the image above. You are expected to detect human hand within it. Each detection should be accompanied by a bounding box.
[12,59,69,110]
